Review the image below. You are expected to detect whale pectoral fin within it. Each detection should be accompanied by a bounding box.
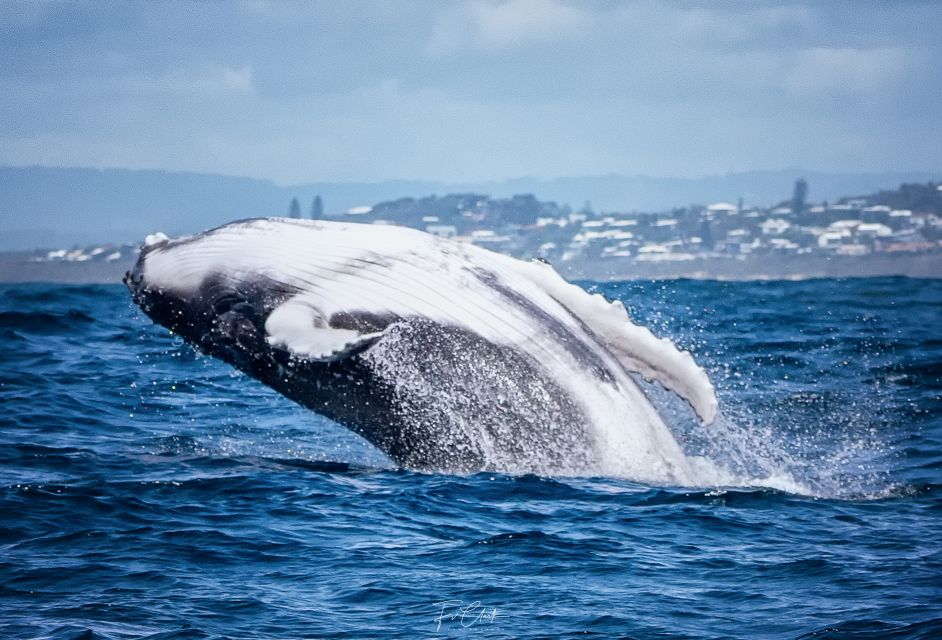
[276,327,385,362]
[526,261,719,424]
[263,299,386,362]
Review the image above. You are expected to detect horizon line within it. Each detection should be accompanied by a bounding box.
[2,163,939,189]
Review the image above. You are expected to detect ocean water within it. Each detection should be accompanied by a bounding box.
[1,278,940,639]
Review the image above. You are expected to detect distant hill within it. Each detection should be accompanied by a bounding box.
[842,181,942,217]
[0,166,443,251]
[1,165,938,250]
[351,193,569,231]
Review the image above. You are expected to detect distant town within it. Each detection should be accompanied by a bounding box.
[6,179,941,282]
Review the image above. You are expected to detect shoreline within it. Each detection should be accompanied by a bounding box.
[561,252,942,282]
[2,251,940,285]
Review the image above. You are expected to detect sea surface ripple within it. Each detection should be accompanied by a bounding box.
[1,278,940,639]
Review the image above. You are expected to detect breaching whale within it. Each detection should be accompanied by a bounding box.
[125,218,718,483]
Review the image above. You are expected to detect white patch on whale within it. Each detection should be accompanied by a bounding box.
[264,299,384,360]
[130,218,720,484]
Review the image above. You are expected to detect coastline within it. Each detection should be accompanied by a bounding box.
[2,250,939,285]
[561,252,942,281]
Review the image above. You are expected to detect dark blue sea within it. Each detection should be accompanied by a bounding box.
[1,278,940,639]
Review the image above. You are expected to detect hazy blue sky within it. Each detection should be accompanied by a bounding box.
[2,1,940,184]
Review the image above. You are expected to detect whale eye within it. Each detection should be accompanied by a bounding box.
[231,302,255,316]
[211,295,260,327]
[211,294,241,315]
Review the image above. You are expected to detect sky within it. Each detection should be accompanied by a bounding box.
[2,0,941,185]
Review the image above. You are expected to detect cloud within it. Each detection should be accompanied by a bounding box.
[784,47,911,96]
[1,1,940,182]
[219,66,254,92]
[429,0,592,53]
[676,5,814,46]
[123,64,255,96]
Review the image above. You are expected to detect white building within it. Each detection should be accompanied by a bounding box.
[836,244,869,256]
[818,230,852,248]
[425,225,457,239]
[707,202,738,215]
[760,219,791,235]
[856,223,893,238]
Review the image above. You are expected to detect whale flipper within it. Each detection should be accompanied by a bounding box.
[264,298,387,361]
[520,260,719,425]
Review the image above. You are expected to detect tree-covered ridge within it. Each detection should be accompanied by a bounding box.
[850,182,942,217]
[353,193,570,232]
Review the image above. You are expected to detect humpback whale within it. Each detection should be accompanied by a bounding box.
[125,218,718,483]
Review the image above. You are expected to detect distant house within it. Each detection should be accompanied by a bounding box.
[836,244,869,256]
[760,219,791,235]
[818,230,852,248]
[856,223,893,239]
[637,243,669,255]
[707,202,738,215]
[829,220,862,232]
[635,242,697,261]
[425,225,458,239]
[768,238,800,252]
[889,209,913,230]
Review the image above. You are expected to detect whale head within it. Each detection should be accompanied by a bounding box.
[124,221,305,368]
